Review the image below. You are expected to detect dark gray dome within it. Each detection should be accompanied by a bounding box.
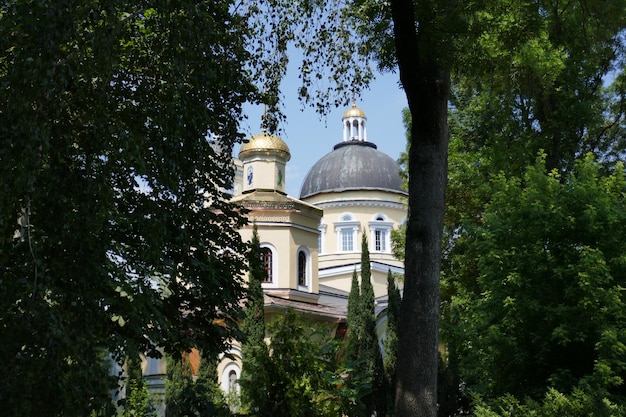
[300,141,405,199]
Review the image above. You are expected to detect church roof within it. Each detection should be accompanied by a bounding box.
[232,189,322,216]
[299,141,405,199]
[239,131,290,159]
[342,103,367,119]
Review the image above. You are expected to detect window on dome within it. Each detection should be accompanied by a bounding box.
[369,214,392,254]
[374,229,387,252]
[341,229,354,252]
[335,213,360,253]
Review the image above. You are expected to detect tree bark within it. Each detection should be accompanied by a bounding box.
[390,0,450,415]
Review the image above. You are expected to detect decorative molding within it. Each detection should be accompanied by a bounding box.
[249,221,320,234]
[318,261,404,278]
[315,199,406,210]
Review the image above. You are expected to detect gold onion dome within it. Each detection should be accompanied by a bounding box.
[342,103,367,119]
[239,131,291,159]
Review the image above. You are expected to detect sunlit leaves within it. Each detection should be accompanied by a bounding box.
[238,0,374,132]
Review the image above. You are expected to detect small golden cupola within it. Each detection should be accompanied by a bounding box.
[342,103,367,142]
[238,131,291,194]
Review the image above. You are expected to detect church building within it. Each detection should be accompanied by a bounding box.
[217,104,407,396]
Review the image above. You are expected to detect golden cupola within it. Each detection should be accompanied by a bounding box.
[238,131,291,194]
[342,103,368,142]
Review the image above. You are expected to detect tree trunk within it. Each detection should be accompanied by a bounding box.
[390,0,450,415]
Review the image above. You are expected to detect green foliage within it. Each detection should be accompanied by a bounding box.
[249,310,366,417]
[344,235,385,416]
[474,387,626,417]
[123,357,156,417]
[238,0,375,131]
[437,4,626,414]
[451,154,626,406]
[165,353,229,417]
[360,234,386,416]
[452,0,626,174]
[0,1,251,413]
[242,225,267,347]
[383,269,401,415]
[346,269,362,360]
[240,225,271,414]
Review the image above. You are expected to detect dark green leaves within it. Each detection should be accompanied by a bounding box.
[1,1,252,413]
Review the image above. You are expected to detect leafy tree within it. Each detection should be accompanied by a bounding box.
[165,353,230,417]
[245,0,626,413]
[383,2,626,413]
[257,310,364,417]
[164,355,193,417]
[451,0,626,176]
[452,154,626,407]
[0,1,252,414]
[473,387,625,417]
[240,224,271,415]
[434,2,626,414]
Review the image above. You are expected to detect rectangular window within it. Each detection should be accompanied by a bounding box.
[341,229,354,252]
[375,229,387,252]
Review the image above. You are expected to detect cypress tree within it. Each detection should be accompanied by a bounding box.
[383,269,401,416]
[124,356,155,417]
[239,224,271,416]
[346,268,362,363]
[359,234,386,417]
[345,267,368,417]
[165,355,194,417]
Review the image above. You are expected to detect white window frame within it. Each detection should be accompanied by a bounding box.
[318,223,326,254]
[334,213,360,253]
[220,362,241,395]
[260,243,278,288]
[296,246,311,290]
[369,214,393,254]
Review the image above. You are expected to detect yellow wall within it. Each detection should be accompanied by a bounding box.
[239,205,321,297]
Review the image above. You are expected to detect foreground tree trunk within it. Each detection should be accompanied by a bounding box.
[390,0,450,415]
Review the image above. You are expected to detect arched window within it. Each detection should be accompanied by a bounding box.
[219,360,241,395]
[260,246,273,283]
[228,370,238,393]
[297,250,307,286]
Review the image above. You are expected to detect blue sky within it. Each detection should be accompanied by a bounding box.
[237,70,410,197]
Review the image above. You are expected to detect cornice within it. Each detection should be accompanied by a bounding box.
[314,199,406,210]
